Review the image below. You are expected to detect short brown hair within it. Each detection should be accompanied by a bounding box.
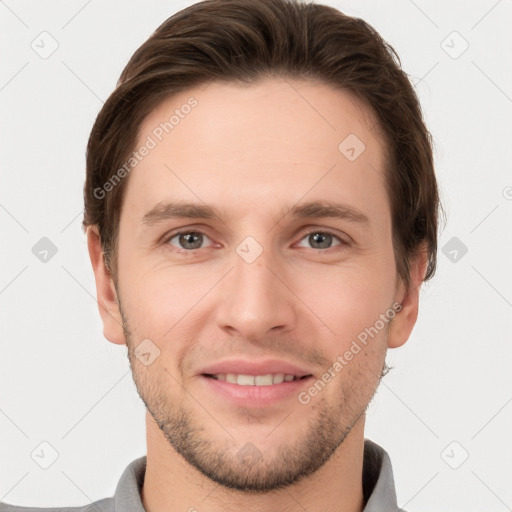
[83,0,443,290]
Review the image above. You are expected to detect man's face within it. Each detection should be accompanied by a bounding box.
[97,78,410,491]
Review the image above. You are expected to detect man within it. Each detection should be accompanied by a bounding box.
[1,0,441,510]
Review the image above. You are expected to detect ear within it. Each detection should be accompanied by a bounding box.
[387,245,429,349]
[86,226,126,345]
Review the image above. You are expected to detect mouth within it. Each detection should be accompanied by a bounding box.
[198,358,316,406]
[203,373,312,386]
[200,368,315,407]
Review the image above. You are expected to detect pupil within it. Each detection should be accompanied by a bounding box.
[310,232,331,249]
[180,232,202,249]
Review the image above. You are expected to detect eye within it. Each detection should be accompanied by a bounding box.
[296,230,345,250]
[163,229,347,253]
[166,231,213,251]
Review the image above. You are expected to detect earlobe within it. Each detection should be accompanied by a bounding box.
[86,226,126,345]
[387,248,428,349]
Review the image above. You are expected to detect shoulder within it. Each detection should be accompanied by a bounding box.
[0,497,113,512]
[0,455,146,512]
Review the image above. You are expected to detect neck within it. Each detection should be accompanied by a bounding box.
[141,411,366,512]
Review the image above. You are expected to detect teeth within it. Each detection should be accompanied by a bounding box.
[211,373,297,385]
[273,373,284,384]
[238,374,256,385]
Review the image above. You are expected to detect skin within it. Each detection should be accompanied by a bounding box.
[88,78,427,512]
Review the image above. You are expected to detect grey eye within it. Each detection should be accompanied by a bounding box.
[169,232,208,250]
[297,232,342,249]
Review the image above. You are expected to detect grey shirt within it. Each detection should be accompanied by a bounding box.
[0,439,405,511]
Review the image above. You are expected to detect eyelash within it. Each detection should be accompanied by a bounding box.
[163,228,349,254]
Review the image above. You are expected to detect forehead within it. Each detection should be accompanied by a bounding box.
[121,78,389,226]
[137,78,383,155]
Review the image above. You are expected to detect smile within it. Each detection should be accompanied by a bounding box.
[205,373,310,385]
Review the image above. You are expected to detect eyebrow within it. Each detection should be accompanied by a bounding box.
[140,200,370,226]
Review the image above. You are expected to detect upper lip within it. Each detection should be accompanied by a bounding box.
[199,358,314,378]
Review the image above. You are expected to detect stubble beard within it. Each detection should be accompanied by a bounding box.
[118,299,386,493]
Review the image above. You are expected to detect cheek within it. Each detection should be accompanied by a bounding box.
[292,261,395,345]
[118,257,220,349]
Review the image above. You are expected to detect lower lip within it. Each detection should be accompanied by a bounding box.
[201,375,314,407]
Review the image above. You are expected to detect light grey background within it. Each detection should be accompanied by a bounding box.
[1,0,511,510]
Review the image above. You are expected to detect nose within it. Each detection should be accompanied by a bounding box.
[214,244,298,342]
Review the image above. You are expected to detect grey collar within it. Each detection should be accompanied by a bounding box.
[114,439,402,511]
